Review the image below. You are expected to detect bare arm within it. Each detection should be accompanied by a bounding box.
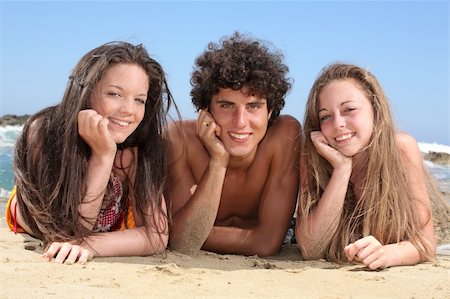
[296,131,352,259]
[202,116,300,256]
[11,110,116,234]
[344,133,436,269]
[167,113,229,255]
[42,196,169,264]
[77,110,117,230]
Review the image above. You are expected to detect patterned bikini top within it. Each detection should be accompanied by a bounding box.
[93,175,123,232]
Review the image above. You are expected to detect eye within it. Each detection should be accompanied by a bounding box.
[247,103,262,109]
[135,98,146,105]
[107,92,121,98]
[319,114,331,122]
[220,103,233,109]
[345,107,356,112]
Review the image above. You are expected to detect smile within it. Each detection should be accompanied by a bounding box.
[335,133,354,142]
[109,117,131,127]
[229,132,250,141]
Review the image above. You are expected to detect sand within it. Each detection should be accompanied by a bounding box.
[1,193,450,299]
[0,224,449,299]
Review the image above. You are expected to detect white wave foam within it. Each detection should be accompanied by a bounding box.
[436,244,450,256]
[418,142,450,154]
[423,160,447,169]
[0,125,23,147]
[0,187,11,199]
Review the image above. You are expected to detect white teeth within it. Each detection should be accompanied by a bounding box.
[336,133,353,142]
[110,118,130,127]
[229,133,249,140]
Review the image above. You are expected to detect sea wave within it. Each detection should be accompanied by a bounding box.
[0,187,10,199]
[418,142,450,155]
[0,125,23,148]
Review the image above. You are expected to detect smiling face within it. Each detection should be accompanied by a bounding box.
[210,88,272,160]
[90,63,149,144]
[318,79,374,157]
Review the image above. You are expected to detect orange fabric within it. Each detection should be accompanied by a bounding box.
[5,187,26,233]
[6,186,136,233]
[117,202,137,230]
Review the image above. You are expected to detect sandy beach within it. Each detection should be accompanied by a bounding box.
[1,211,449,298]
[1,140,449,299]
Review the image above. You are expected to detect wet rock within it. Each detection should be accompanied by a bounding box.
[0,114,30,126]
[424,151,450,166]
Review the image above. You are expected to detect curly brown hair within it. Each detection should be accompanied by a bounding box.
[190,32,291,125]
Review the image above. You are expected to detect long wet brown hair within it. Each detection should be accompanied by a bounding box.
[300,63,434,262]
[14,42,174,246]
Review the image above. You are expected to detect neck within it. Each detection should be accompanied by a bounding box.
[350,150,369,187]
[227,150,258,172]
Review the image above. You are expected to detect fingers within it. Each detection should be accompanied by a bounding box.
[77,249,93,265]
[344,242,358,261]
[310,131,351,170]
[345,236,374,261]
[42,241,93,265]
[196,109,216,133]
[310,131,333,155]
[42,242,62,262]
[366,257,388,270]
[98,117,110,136]
[78,110,116,156]
[310,131,328,145]
[78,110,103,133]
[82,110,107,137]
[195,109,229,164]
[63,245,81,265]
[355,237,382,260]
[345,236,387,270]
[196,109,222,143]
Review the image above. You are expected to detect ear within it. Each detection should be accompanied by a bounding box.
[268,110,273,120]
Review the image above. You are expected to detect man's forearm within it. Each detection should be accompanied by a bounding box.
[170,161,227,255]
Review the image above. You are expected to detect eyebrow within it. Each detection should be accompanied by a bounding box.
[215,98,232,103]
[319,100,355,112]
[215,98,267,104]
[109,84,147,97]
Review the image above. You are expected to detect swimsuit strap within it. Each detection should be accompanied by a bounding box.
[93,175,124,232]
[13,202,18,234]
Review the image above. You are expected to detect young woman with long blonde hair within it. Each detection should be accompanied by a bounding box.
[296,63,436,270]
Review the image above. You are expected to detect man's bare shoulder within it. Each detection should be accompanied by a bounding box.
[255,114,301,158]
[266,114,302,139]
[168,119,206,155]
[168,119,197,142]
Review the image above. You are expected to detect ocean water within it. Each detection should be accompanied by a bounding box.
[0,126,23,197]
[0,126,449,197]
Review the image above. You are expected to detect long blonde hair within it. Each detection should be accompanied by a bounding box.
[301,63,434,262]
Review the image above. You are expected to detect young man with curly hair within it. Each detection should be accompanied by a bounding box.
[166,33,301,257]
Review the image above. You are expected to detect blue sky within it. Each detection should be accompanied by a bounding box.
[0,0,448,145]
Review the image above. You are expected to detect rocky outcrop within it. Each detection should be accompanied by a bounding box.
[424,151,450,166]
[0,114,30,126]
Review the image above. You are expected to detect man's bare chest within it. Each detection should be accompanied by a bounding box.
[215,166,270,224]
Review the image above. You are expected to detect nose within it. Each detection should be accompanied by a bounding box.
[333,114,345,128]
[232,106,247,128]
[120,97,136,114]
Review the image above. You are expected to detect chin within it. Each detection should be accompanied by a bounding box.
[333,145,355,157]
[227,147,252,158]
[114,136,128,144]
